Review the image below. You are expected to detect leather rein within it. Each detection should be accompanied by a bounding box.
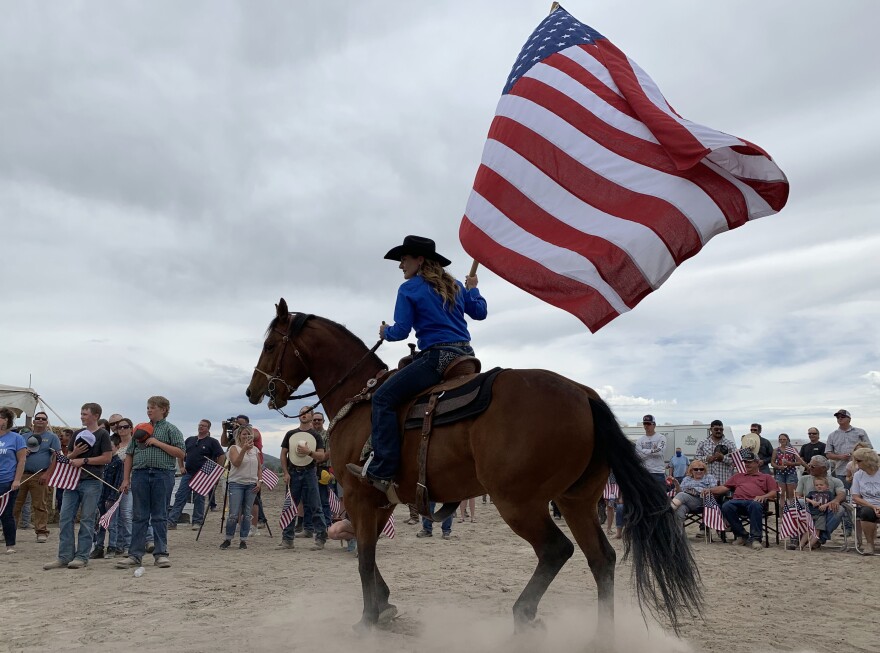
[253,312,385,419]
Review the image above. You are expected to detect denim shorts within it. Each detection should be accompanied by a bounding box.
[774,468,798,485]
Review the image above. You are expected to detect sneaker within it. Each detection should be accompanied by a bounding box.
[416,529,433,538]
[442,532,451,540]
[36,534,48,543]
[191,524,200,531]
[116,556,140,568]
[67,558,87,569]
[6,547,16,554]
[302,530,314,539]
[733,536,749,546]
[154,556,172,568]
[310,540,325,551]
[220,539,232,550]
[239,540,248,550]
[276,539,294,550]
[89,546,105,559]
[750,540,763,550]
[43,559,68,570]
[862,541,875,556]
[145,543,155,554]
[167,523,177,530]
[346,539,357,553]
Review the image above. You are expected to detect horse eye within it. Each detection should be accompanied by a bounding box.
[264,342,276,352]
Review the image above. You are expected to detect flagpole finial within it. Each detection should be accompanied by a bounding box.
[550,2,561,13]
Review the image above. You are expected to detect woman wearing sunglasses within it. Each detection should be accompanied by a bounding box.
[670,461,719,528]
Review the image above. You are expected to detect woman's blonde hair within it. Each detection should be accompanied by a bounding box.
[686,460,706,477]
[852,447,879,474]
[419,259,460,310]
[234,425,254,447]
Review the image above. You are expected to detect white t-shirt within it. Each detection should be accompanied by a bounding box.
[228,445,259,484]
[636,433,667,474]
[851,468,880,507]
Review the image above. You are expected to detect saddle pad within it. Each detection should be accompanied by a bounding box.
[403,367,504,431]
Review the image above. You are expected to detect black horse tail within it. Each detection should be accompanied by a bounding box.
[589,397,702,633]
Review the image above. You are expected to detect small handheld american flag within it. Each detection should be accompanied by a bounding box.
[0,491,10,516]
[381,514,396,539]
[329,490,344,519]
[47,452,82,490]
[731,449,747,475]
[602,482,618,500]
[279,489,300,529]
[98,496,123,530]
[189,459,224,497]
[702,493,725,532]
[261,467,279,491]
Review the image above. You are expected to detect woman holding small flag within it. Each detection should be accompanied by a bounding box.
[772,433,805,506]
[220,425,262,550]
[0,407,27,554]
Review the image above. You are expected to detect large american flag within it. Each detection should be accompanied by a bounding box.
[702,492,726,532]
[460,6,788,332]
[47,452,81,490]
[189,459,224,497]
[98,496,123,530]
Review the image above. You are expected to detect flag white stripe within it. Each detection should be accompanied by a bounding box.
[525,60,657,143]
[701,159,775,219]
[560,46,623,97]
[493,94,731,244]
[478,139,675,287]
[466,191,630,314]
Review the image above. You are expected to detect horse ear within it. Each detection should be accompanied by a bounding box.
[277,298,288,317]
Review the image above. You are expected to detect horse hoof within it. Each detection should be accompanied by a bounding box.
[352,618,373,634]
[377,604,398,624]
[514,617,546,634]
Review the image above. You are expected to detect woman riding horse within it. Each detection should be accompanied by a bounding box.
[347,235,487,493]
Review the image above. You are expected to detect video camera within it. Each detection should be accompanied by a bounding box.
[223,417,239,439]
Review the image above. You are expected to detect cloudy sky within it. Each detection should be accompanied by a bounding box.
[3,1,878,457]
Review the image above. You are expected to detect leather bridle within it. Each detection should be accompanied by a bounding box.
[253,312,386,418]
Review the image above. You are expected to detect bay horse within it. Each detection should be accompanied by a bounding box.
[246,299,701,637]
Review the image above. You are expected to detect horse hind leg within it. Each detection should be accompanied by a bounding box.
[494,499,575,632]
[556,490,616,643]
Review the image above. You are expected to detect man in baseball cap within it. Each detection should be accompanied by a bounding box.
[826,409,871,482]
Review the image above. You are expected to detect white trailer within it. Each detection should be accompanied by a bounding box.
[620,424,735,462]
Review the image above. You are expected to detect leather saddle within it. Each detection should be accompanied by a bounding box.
[403,364,504,431]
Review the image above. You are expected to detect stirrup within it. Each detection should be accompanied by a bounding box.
[345,463,401,505]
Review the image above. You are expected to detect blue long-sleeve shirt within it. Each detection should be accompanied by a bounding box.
[384,276,487,350]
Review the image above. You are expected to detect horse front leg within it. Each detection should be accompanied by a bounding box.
[354,525,381,632]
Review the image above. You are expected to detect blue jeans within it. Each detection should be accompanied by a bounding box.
[281,468,326,542]
[615,502,625,528]
[129,468,174,562]
[0,482,19,547]
[109,490,133,551]
[369,345,471,480]
[721,499,764,542]
[225,482,258,540]
[422,503,453,535]
[305,480,333,530]
[168,473,206,526]
[58,478,102,563]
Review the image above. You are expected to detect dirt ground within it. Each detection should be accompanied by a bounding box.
[2,491,877,653]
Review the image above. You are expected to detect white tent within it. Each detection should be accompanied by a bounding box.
[0,384,39,417]
[0,384,70,426]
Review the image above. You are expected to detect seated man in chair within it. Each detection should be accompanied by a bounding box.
[716,450,779,550]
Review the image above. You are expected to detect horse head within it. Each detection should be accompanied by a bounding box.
[246,298,312,409]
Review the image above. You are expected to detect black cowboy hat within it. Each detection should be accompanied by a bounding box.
[384,235,452,267]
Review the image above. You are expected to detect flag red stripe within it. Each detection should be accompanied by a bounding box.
[508,77,754,231]
[486,115,704,264]
[473,164,653,307]
[539,51,637,119]
[461,217,619,331]
[589,41,710,171]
